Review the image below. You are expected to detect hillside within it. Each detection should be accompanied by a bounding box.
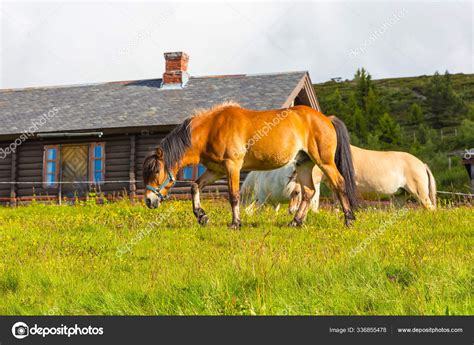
[314,73,474,127]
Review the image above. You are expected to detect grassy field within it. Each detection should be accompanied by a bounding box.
[0,199,472,315]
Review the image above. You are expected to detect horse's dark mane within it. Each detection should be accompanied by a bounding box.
[142,118,193,182]
[143,102,240,183]
[142,154,160,183]
[160,117,192,170]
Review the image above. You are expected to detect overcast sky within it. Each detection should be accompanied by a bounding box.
[0,1,472,89]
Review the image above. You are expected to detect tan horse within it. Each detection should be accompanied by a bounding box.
[309,145,437,209]
[143,103,358,228]
[283,145,437,211]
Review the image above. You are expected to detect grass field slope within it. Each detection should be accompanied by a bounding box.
[1,200,472,315]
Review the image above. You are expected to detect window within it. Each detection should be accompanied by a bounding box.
[197,165,206,177]
[43,145,59,188]
[42,143,106,188]
[179,164,206,180]
[182,166,194,180]
[89,143,105,184]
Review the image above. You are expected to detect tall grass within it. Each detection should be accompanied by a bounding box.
[0,200,472,315]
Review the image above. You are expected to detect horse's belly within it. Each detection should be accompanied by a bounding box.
[243,149,298,170]
[242,133,301,170]
[356,171,404,195]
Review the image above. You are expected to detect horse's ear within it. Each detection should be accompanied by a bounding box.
[156,147,164,160]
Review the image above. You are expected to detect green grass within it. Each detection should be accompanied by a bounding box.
[0,200,472,315]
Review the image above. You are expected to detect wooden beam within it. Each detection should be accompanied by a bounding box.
[304,73,321,111]
[282,74,306,108]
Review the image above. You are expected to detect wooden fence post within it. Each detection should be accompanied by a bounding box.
[10,150,17,207]
[129,135,137,201]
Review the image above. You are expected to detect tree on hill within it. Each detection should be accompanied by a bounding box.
[354,68,373,108]
[323,88,345,118]
[377,112,401,145]
[364,87,384,130]
[353,107,368,142]
[425,71,466,128]
[409,103,424,125]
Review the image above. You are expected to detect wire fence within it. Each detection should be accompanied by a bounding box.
[0,180,135,185]
[0,180,472,197]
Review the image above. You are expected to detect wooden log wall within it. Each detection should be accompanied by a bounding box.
[0,130,247,204]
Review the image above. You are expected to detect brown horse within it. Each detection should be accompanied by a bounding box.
[143,102,358,228]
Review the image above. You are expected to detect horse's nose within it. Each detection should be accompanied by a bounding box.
[145,197,159,209]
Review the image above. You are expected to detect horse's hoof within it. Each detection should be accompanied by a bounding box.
[198,214,209,226]
[288,219,303,227]
[228,222,241,230]
[344,210,356,227]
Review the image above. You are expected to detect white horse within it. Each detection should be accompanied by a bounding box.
[242,145,437,212]
[241,164,305,214]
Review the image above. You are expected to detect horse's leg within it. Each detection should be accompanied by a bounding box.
[404,178,434,210]
[307,142,355,227]
[288,185,301,214]
[309,165,323,213]
[225,162,242,229]
[191,170,221,225]
[289,162,315,226]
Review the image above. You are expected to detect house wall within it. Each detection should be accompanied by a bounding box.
[13,135,133,202]
[0,130,235,205]
[0,143,13,203]
[0,134,135,203]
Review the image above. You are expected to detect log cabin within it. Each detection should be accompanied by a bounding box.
[0,52,320,205]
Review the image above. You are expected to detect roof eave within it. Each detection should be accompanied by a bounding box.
[281,71,321,111]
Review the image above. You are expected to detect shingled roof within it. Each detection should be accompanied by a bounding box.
[0,71,315,136]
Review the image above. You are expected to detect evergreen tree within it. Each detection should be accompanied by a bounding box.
[377,112,401,145]
[409,103,424,125]
[343,92,359,132]
[364,87,382,130]
[366,132,382,150]
[353,107,368,143]
[354,68,372,108]
[324,88,345,118]
[425,70,466,128]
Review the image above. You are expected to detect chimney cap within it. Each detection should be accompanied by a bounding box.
[164,51,189,60]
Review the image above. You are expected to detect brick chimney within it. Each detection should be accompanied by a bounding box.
[162,52,189,88]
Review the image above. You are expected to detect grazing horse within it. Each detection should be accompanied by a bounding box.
[241,163,305,214]
[142,103,358,228]
[243,145,437,212]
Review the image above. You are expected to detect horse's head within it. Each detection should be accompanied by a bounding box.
[143,147,176,209]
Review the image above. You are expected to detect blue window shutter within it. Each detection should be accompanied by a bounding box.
[197,164,206,177]
[183,166,194,180]
[90,143,105,184]
[43,145,59,188]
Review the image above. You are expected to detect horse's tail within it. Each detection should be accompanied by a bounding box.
[425,164,437,209]
[330,116,358,209]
